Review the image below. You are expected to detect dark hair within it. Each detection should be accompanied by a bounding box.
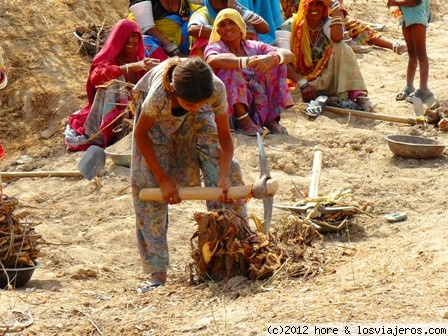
[163,57,214,103]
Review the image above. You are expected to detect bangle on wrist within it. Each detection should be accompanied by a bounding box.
[240,57,249,69]
[330,0,340,10]
[163,43,180,57]
[125,63,129,74]
[297,78,307,89]
[275,52,285,64]
[198,24,204,38]
[300,83,309,90]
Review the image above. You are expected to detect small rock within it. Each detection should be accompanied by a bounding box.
[384,212,407,223]
[39,147,51,157]
[17,163,35,172]
[70,268,98,280]
[283,163,296,174]
[16,155,34,164]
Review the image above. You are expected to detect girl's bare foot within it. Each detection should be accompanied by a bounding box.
[355,97,374,112]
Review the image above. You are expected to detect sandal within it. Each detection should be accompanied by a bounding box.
[137,280,164,293]
[406,89,435,105]
[326,96,363,110]
[396,86,413,101]
[265,121,288,135]
[392,42,407,55]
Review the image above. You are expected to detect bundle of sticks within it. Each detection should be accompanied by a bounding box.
[0,191,42,268]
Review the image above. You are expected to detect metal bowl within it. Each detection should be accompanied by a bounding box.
[73,30,101,56]
[104,150,131,167]
[0,261,41,289]
[385,135,447,159]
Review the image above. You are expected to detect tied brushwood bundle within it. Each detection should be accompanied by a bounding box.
[190,209,287,283]
[189,209,326,284]
[0,192,43,269]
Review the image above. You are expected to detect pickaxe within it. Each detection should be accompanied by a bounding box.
[139,133,278,234]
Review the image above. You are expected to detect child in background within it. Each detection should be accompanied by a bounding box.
[389,0,434,105]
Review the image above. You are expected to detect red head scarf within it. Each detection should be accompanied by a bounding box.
[86,19,144,104]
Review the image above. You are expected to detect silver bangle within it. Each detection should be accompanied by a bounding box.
[275,52,285,64]
[125,64,129,74]
[297,79,308,88]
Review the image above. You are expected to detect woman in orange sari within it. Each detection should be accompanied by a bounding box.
[287,0,373,111]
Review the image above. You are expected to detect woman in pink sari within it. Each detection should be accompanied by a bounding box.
[64,19,160,151]
[204,8,294,136]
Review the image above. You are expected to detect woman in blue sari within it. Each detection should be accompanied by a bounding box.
[237,0,284,44]
[129,0,203,59]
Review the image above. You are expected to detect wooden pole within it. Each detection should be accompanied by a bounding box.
[0,171,83,179]
[323,106,418,125]
[139,179,279,202]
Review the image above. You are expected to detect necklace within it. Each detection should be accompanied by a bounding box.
[117,55,134,65]
[308,21,323,34]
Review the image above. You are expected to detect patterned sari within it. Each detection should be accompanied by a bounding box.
[290,0,367,100]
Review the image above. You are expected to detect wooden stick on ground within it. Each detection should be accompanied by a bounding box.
[323,106,423,125]
[0,171,83,179]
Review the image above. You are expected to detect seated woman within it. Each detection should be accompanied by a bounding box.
[188,0,269,59]
[129,0,203,60]
[339,0,407,55]
[204,8,294,136]
[280,0,406,55]
[64,19,160,151]
[287,0,373,112]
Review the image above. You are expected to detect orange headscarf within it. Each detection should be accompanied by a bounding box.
[291,0,332,81]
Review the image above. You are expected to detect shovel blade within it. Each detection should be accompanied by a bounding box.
[77,145,106,180]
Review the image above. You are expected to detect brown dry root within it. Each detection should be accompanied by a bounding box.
[190,209,287,282]
[190,209,324,284]
[425,102,448,129]
[0,193,42,268]
[76,23,111,46]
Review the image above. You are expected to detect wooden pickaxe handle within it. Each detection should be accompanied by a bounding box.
[139,179,279,202]
[306,150,322,218]
[309,150,322,199]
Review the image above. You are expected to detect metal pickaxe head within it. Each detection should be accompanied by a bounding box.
[253,133,278,235]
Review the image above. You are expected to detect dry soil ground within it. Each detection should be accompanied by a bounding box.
[1,0,448,335]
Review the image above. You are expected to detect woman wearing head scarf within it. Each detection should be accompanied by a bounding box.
[281,0,406,55]
[204,8,294,136]
[287,0,373,111]
[64,19,160,151]
[188,0,269,58]
[131,57,247,291]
